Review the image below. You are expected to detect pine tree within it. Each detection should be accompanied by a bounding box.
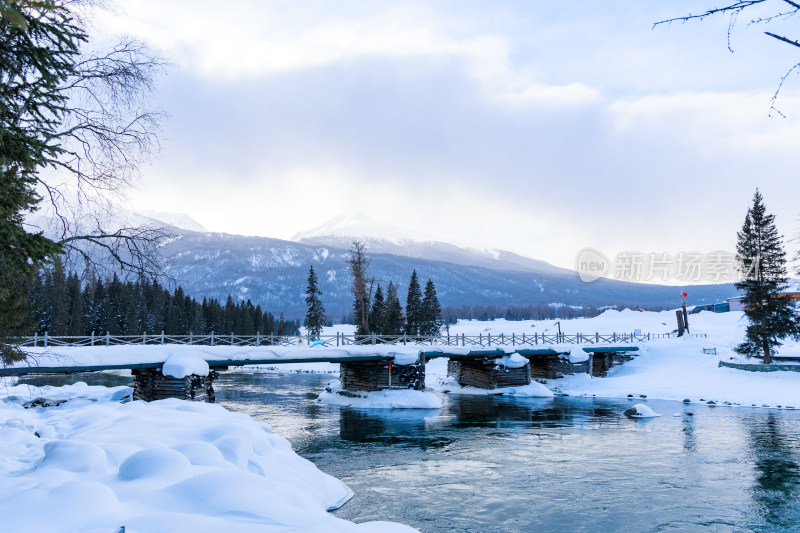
[382,282,405,336]
[420,279,443,336]
[734,190,800,363]
[304,265,326,338]
[405,270,423,336]
[368,284,385,336]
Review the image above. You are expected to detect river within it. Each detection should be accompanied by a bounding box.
[19,370,800,532]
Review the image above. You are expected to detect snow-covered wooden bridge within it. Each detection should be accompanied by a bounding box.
[2,340,641,402]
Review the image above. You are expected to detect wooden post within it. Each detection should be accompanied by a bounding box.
[44,331,48,348]
[190,332,194,345]
[336,332,340,347]
[211,331,215,346]
[372,333,376,345]
[512,333,515,346]
[91,331,95,346]
[596,332,599,343]
[34,332,38,347]
[230,332,234,345]
[270,332,274,345]
[676,310,685,337]
[106,331,110,347]
[161,331,165,345]
[462,333,465,346]
[488,333,492,346]
[142,332,146,345]
[682,302,690,334]
[256,331,260,346]
[479,333,483,346]
[403,333,407,345]
[588,352,594,378]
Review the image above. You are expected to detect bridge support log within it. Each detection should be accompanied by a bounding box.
[132,369,217,402]
[590,352,637,377]
[524,355,589,379]
[447,358,531,389]
[340,361,425,392]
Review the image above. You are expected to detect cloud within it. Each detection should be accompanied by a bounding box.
[95,1,800,269]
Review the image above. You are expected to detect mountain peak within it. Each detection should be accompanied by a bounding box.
[135,210,207,233]
[292,212,424,243]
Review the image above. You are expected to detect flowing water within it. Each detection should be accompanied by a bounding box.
[19,371,800,532]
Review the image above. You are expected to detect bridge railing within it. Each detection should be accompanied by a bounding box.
[16,330,707,348]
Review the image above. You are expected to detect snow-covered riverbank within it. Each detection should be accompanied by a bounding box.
[332,309,800,408]
[0,382,417,533]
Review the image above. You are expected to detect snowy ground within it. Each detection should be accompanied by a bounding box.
[2,309,799,531]
[310,309,737,338]
[0,382,417,533]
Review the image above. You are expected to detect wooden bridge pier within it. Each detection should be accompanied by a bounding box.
[132,368,218,402]
[339,358,426,393]
[446,357,531,390]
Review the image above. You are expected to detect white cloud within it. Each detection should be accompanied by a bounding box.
[94,1,800,270]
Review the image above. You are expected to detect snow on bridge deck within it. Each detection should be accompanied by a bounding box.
[0,344,640,376]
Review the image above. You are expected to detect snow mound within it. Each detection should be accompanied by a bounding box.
[162,352,210,378]
[437,378,554,398]
[318,381,442,409]
[624,403,661,418]
[495,354,529,369]
[0,383,419,532]
[393,352,420,366]
[568,346,589,363]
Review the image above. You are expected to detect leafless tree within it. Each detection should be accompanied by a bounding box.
[31,3,171,279]
[655,0,800,115]
[346,240,373,335]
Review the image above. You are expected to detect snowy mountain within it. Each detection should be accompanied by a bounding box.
[157,227,736,320]
[293,213,570,276]
[39,209,738,319]
[134,209,207,233]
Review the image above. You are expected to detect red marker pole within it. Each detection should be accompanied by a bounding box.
[388,359,393,390]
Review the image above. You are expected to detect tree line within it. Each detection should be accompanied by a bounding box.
[441,304,605,324]
[304,242,443,338]
[27,262,300,337]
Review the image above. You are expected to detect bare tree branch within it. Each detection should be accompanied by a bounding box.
[57,225,174,281]
[765,31,800,47]
[655,1,800,114]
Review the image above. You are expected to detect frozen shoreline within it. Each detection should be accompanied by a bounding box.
[0,382,418,533]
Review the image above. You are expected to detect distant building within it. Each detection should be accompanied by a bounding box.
[727,296,744,312]
[690,302,730,314]
[727,284,800,311]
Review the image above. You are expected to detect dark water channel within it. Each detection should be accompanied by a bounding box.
[18,371,800,532]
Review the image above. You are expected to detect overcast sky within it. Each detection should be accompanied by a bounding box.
[92,0,800,270]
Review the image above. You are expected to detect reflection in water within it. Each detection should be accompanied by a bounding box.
[12,370,800,532]
[682,410,697,454]
[338,408,450,449]
[745,412,800,530]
